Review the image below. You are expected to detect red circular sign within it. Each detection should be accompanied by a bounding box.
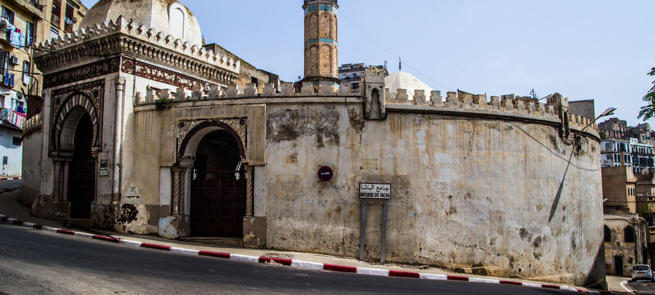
[318,166,333,181]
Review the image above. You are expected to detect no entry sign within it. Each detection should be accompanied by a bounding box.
[318,166,333,181]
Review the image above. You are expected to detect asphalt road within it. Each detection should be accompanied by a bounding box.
[0,180,21,194]
[625,280,655,294]
[0,222,582,295]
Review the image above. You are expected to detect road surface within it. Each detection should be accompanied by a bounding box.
[0,221,582,295]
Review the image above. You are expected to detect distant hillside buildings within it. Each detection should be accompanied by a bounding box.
[599,119,655,173]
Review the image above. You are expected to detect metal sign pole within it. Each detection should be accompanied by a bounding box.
[380,199,388,265]
[359,199,367,261]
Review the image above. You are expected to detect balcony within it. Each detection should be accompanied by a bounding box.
[0,108,26,130]
[6,0,45,19]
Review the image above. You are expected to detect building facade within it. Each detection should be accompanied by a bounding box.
[338,63,387,94]
[604,213,648,276]
[21,0,607,288]
[2,0,87,178]
[601,138,655,173]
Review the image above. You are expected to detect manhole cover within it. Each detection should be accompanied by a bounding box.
[263,253,293,259]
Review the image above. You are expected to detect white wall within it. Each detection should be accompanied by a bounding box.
[0,126,23,176]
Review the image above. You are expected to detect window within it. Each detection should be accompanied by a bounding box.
[1,6,14,23]
[604,226,611,243]
[1,6,15,40]
[0,49,7,76]
[64,1,75,33]
[49,27,59,40]
[25,21,34,47]
[51,0,62,28]
[624,226,635,243]
[22,61,30,85]
[12,137,21,146]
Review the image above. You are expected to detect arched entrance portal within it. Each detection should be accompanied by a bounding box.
[68,112,95,218]
[190,130,247,237]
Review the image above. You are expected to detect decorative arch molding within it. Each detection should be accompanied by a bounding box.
[177,118,248,163]
[50,80,105,154]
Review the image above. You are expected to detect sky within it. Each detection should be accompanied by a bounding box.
[80,0,655,126]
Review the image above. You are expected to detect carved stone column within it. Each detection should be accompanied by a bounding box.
[172,167,181,215]
[61,160,71,202]
[113,78,126,204]
[246,165,254,217]
[178,167,187,215]
[53,160,62,202]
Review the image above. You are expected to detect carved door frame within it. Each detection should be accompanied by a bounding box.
[48,80,104,214]
[174,118,254,237]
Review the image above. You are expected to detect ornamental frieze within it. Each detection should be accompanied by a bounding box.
[121,58,218,94]
[44,58,120,89]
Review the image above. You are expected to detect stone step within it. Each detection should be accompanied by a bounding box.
[178,237,243,248]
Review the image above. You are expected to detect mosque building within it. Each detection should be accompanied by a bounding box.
[21,0,606,288]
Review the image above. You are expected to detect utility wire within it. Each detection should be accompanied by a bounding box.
[509,122,600,172]
[339,11,451,91]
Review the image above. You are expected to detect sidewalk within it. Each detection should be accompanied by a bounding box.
[0,189,611,294]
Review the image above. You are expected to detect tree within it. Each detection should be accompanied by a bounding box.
[638,67,655,121]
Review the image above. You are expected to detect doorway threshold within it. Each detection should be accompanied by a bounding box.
[178,237,243,248]
[55,218,91,228]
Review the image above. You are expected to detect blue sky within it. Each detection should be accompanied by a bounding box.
[80,0,655,126]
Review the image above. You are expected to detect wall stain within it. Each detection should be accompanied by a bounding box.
[267,108,340,148]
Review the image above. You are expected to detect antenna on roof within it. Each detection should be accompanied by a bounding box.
[399,57,402,71]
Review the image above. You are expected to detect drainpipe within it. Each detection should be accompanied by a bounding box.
[112,78,126,204]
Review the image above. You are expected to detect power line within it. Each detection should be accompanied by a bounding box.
[339,11,451,91]
[509,122,600,172]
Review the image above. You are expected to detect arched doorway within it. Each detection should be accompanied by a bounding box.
[190,130,247,237]
[68,112,95,218]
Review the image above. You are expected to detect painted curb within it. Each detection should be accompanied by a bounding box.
[0,214,612,294]
[0,177,21,181]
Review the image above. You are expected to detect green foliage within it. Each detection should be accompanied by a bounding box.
[600,131,607,140]
[154,97,172,111]
[638,67,655,121]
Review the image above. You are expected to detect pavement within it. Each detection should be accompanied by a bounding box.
[605,275,655,295]
[0,187,615,294]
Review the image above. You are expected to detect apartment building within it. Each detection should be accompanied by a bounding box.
[0,0,87,175]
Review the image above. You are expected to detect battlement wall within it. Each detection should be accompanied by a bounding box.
[132,81,598,135]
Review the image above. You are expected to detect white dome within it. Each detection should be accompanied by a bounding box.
[385,71,434,100]
[80,0,203,46]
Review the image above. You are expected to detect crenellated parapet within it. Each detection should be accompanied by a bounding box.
[133,81,363,105]
[22,113,43,137]
[132,79,598,136]
[34,16,240,83]
[382,88,598,133]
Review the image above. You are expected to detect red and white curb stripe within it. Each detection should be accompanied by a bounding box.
[0,177,20,181]
[0,214,612,294]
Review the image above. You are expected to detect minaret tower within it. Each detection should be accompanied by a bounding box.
[302,0,339,84]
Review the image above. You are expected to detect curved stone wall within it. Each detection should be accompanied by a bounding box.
[264,102,604,286]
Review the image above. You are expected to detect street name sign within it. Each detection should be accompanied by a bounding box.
[359,183,391,199]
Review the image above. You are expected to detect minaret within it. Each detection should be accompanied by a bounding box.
[302,0,339,84]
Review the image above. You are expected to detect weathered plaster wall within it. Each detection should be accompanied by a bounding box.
[602,167,637,213]
[0,127,24,177]
[604,216,647,276]
[264,102,604,286]
[124,97,267,235]
[20,129,43,206]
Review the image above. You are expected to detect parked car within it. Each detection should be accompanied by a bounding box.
[632,265,654,282]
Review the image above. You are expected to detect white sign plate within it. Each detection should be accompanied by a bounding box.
[359,183,391,199]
